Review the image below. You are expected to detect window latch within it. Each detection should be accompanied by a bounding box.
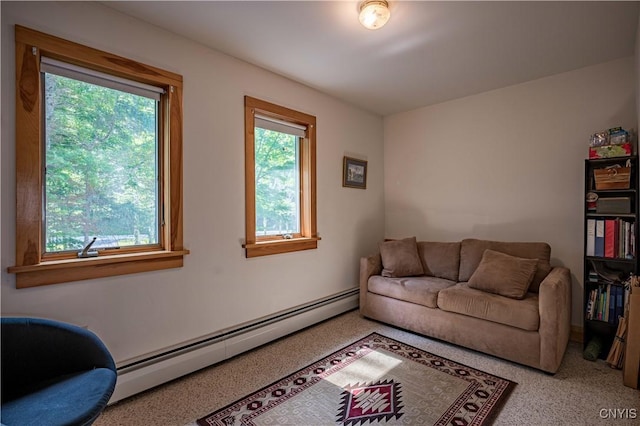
[78,237,98,258]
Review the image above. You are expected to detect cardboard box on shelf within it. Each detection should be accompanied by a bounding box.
[623,290,640,389]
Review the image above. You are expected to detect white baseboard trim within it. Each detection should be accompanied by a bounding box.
[110,288,359,403]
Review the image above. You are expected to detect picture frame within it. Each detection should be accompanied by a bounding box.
[342,156,367,189]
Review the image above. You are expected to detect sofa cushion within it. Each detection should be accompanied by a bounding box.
[380,237,424,278]
[437,283,540,331]
[417,241,461,281]
[468,249,537,299]
[458,239,552,292]
[368,276,456,308]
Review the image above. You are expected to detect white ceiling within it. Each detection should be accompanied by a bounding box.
[104,1,639,116]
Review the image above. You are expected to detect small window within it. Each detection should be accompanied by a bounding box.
[254,118,303,238]
[9,26,188,288]
[244,97,319,257]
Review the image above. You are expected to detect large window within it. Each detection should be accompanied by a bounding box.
[9,26,188,288]
[244,96,319,257]
[43,59,161,253]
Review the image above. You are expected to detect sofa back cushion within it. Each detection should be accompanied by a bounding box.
[417,241,461,281]
[380,237,424,278]
[458,239,551,292]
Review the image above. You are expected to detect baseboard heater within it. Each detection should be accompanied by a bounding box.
[110,287,359,403]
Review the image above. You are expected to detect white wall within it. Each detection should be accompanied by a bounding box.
[384,57,637,327]
[0,2,384,363]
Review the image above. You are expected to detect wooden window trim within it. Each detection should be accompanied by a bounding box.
[8,26,188,288]
[244,96,319,258]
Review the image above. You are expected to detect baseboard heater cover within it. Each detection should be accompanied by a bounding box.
[110,288,359,403]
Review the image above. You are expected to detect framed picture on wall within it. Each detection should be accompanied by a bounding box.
[343,156,367,189]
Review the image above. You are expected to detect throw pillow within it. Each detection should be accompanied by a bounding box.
[467,249,538,299]
[380,237,424,278]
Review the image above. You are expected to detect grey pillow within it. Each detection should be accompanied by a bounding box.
[468,249,537,299]
[380,237,424,278]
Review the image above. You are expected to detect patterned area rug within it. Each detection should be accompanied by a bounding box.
[196,333,515,426]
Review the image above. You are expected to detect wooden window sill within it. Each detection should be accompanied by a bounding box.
[244,237,321,258]
[8,250,190,288]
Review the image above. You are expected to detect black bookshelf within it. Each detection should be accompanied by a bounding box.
[583,155,639,359]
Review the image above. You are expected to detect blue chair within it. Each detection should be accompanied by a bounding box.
[1,317,117,426]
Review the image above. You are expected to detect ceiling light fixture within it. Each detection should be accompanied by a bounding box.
[358,0,391,30]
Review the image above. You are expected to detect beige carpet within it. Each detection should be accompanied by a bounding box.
[196,333,514,425]
[96,310,640,426]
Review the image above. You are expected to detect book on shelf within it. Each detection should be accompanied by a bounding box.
[631,221,636,258]
[587,219,596,257]
[608,284,615,324]
[589,218,636,259]
[585,284,624,326]
[605,219,617,258]
[619,221,635,259]
[595,219,605,257]
[586,292,594,320]
[617,283,624,321]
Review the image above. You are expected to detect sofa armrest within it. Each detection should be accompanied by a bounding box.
[359,253,382,313]
[538,266,572,373]
[360,253,382,289]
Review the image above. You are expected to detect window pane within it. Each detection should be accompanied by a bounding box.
[44,73,159,253]
[254,127,300,236]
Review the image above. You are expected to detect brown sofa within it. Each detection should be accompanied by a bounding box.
[359,238,572,373]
